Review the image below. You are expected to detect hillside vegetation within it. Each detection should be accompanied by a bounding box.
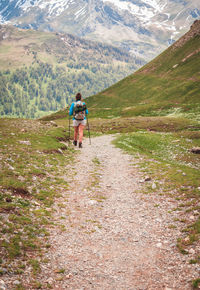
[86,20,200,122]
[0,25,143,118]
[0,118,75,286]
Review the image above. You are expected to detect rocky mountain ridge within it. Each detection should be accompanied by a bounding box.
[0,0,199,60]
[172,19,200,49]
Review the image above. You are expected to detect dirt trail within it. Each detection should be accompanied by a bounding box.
[39,135,197,289]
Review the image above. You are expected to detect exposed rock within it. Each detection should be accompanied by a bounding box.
[173,20,200,49]
[19,140,31,145]
[13,280,21,286]
[156,242,162,248]
[152,183,157,189]
[190,147,200,154]
[50,121,58,127]
[7,164,14,170]
[66,273,73,279]
[144,176,151,182]
[87,200,98,206]
[139,179,144,183]
[189,248,195,255]
[189,215,195,221]
[0,279,6,290]
[5,197,12,202]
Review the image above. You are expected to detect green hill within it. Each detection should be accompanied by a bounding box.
[86,20,200,122]
[0,25,143,119]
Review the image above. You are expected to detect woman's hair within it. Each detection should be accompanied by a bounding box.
[76,93,82,101]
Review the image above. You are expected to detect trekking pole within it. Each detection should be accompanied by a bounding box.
[86,116,91,145]
[68,115,71,141]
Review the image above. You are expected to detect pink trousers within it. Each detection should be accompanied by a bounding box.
[74,124,85,143]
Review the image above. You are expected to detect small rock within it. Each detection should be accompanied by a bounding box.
[156,243,162,248]
[55,275,63,281]
[88,200,98,205]
[189,215,195,221]
[13,280,21,286]
[144,176,151,182]
[152,183,157,189]
[18,176,25,181]
[7,164,14,170]
[184,236,190,242]
[50,121,58,127]
[189,248,195,255]
[190,147,200,154]
[19,140,31,145]
[0,280,5,287]
[46,278,54,284]
[6,197,12,203]
[0,280,6,290]
[66,273,73,279]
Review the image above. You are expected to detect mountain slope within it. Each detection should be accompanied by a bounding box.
[86,20,200,121]
[0,25,143,118]
[0,0,199,60]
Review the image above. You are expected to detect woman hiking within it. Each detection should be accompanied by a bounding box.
[69,93,88,148]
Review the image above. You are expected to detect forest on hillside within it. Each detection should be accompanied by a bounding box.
[0,61,133,119]
[0,25,144,118]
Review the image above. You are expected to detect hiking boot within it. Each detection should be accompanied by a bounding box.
[79,142,82,148]
[73,140,77,146]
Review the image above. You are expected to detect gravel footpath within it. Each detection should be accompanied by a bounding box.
[36,135,198,289]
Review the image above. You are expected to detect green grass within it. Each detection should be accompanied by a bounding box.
[192,278,200,289]
[0,117,74,281]
[86,35,200,121]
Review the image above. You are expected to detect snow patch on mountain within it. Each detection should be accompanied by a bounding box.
[37,0,70,16]
[75,5,87,20]
[102,0,155,22]
[102,0,167,21]
[20,0,75,17]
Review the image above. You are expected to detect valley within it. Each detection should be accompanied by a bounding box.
[0,25,141,118]
[0,7,199,289]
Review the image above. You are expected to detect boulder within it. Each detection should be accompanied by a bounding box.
[190,147,200,154]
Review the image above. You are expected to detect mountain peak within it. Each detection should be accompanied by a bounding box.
[190,19,200,34]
